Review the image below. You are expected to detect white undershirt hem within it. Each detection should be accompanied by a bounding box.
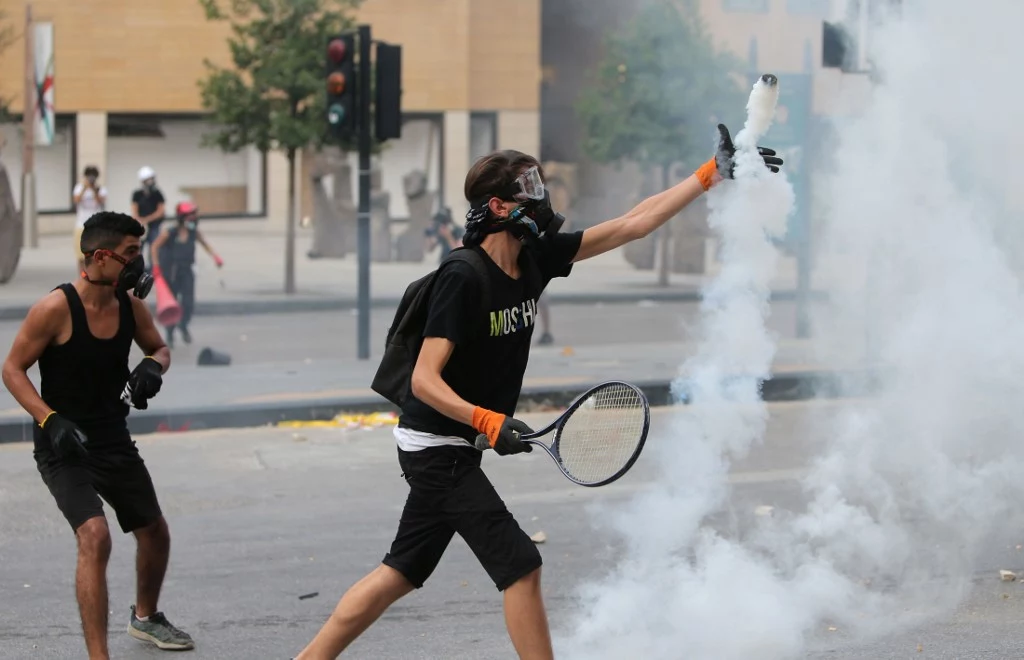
[394,425,473,452]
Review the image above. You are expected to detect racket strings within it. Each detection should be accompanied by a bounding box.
[555,383,647,484]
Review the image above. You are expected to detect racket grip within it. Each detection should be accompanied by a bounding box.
[474,433,492,451]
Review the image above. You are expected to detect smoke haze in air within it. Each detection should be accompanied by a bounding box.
[557,1,1024,658]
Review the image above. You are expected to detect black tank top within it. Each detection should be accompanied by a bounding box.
[166,226,197,265]
[35,284,135,443]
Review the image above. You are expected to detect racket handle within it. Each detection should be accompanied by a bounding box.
[474,433,492,451]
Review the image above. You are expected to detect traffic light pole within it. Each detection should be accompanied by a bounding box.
[356,24,372,360]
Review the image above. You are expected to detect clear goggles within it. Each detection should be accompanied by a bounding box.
[510,166,546,202]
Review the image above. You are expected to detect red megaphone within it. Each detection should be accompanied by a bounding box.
[154,270,182,327]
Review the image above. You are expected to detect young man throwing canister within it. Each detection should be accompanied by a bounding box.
[296,126,782,659]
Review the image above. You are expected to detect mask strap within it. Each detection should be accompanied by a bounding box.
[85,249,128,266]
[81,249,127,287]
[81,271,115,286]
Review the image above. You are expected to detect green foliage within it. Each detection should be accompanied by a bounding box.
[196,0,361,156]
[576,0,747,172]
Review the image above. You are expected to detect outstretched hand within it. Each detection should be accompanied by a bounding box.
[714,124,784,179]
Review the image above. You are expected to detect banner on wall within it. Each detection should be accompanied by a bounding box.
[33,22,55,147]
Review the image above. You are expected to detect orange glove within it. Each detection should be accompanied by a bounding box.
[472,407,505,445]
[694,157,721,191]
[472,407,534,455]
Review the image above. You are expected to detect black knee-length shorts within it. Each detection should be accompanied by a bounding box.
[382,444,542,591]
[34,436,163,534]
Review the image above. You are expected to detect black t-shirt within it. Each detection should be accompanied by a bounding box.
[132,187,165,218]
[132,187,165,237]
[398,230,583,442]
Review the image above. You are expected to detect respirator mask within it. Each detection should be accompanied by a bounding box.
[504,166,565,238]
[465,166,565,244]
[82,250,154,299]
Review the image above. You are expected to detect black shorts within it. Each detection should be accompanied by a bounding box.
[382,445,542,591]
[34,438,163,534]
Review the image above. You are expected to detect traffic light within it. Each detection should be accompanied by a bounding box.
[375,42,402,141]
[326,33,356,139]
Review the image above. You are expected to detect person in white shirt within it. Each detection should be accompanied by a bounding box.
[72,166,108,270]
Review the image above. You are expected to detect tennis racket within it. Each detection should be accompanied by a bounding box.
[475,380,651,487]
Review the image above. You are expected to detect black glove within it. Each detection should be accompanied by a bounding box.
[124,357,163,410]
[494,417,534,455]
[714,124,784,179]
[475,415,535,456]
[41,413,89,459]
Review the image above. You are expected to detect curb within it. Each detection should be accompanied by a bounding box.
[0,290,828,321]
[0,367,877,444]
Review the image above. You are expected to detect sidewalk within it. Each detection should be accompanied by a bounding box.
[0,223,818,319]
[0,339,877,442]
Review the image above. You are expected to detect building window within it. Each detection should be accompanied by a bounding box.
[106,115,267,219]
[0,115,76,213]
[722,0,770,12]
[786,0,831,16]
[369,114,443,220]
[470,112,497,163]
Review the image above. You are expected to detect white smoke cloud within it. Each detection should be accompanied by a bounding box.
[558,1,1024,658]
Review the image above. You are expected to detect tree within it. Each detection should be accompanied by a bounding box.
[197,0,361,294]
[575,0,746,285]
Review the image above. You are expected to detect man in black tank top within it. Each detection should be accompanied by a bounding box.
[1,212,195,657]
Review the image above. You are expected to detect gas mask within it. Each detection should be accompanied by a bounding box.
[509,189,565,238]
[497,166,565,238]
[83,250,154,299]
[463,166,567,246]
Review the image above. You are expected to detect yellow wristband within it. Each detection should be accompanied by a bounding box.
[39,411,56,428]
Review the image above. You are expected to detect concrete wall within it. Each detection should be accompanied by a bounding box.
[0,120,74,212]
[0,0,543,237]
[467,0,541,111]
[105,121,263,217]
[698,0,833,71]
[0,1,234,113]
[0,0,542,114]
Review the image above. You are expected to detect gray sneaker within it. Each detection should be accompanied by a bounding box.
[128,605,195,651]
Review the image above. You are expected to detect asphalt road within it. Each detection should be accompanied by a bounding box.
[2,401,1023,659]
[0,300,808,367]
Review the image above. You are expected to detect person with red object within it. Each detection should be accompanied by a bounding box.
[149,202,223,348]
